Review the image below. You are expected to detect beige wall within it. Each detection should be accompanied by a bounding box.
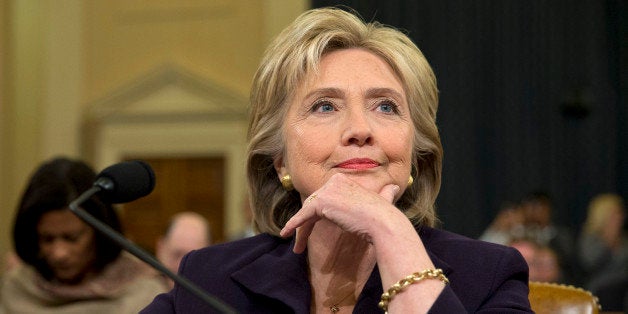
[2,0,45,272]
[0,0,308,273]
[0,0,8,272]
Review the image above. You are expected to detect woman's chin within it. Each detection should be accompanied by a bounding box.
[348,176,393,193]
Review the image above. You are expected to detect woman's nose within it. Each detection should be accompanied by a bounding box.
[48,242,71,261]
[341,108,373,146]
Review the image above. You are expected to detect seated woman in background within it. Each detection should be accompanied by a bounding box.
[0,157,166,314]
[577,193,628,305]
[143,7,531,313]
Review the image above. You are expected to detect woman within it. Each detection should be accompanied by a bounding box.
[578,193,628,290]
[143,7,531,313]
[1,157,166,313]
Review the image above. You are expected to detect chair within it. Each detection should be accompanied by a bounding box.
[529,281,601,314]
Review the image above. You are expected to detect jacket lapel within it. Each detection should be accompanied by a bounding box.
[231,240,311,312]
[229,227,453,313]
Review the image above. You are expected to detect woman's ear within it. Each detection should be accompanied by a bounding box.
[274,156,293,191]
[273,156,287,179]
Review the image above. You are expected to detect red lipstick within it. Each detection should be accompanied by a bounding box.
[336,158,379,170]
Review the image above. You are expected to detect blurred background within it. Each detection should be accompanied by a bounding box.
[312,0,628,239]
[1,0,626,285]
[0,0,309,267]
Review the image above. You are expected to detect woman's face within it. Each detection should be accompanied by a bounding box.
[277,48,414,198]
[37,209,97,284]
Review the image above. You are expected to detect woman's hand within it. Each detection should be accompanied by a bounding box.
[279,173,401,253]
[280,173,444,313]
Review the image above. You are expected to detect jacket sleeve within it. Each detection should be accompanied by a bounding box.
[428,246,532,313]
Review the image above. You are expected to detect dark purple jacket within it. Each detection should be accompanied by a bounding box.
[141,226,531,313]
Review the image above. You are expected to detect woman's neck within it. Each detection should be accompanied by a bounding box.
[307,220,376,313]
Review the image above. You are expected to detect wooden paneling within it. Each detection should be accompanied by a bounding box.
[120,156,225,254]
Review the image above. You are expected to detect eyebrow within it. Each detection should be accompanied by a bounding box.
[364,87,404,101]
[303,87,344,100]
[304,87,404,101]
[39,226,90,237]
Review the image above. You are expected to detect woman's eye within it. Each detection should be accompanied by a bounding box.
[63,234,80,242]
[312,100,335,113]
[39,235,54,244]
[376,100,399,114]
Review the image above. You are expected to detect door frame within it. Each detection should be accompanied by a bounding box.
[83,66,249,238]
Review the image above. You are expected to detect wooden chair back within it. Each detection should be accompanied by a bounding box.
[529,281,601,314]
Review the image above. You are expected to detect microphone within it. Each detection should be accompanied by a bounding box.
[69,160,236,314]
[94,160,155,203]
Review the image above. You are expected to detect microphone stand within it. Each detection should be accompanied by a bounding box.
[70,186,237,314]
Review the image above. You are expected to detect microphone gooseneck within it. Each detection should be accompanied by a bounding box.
[69,160,236,314]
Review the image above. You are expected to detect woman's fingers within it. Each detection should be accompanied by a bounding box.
[293,221,315,253]
[379,184,400,203]
[279,194,320,238]
[280,193,321,253]
[279,175,402,253]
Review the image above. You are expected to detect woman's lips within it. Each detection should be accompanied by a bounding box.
[336,158,380,169]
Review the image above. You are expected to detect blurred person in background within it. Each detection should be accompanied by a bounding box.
[508,238,539,280]
[509,238,537,266]
[480,201,525,245]
[0,157,166,314]
[520,190,577,284]
[531,245,562,283]
[577,193,628,311]
[155,211,211,289]
[509,238,562,283]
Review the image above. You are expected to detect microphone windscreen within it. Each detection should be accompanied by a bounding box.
[96,160,156,203]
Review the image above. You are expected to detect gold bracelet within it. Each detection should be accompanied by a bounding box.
[378,268,449,313]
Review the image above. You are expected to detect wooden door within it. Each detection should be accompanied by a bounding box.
[119,156,225,254]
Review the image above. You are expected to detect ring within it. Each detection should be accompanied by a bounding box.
[304,193,317,205]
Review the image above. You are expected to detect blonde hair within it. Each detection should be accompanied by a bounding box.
[247,7,442,235]
[583,193,625,235]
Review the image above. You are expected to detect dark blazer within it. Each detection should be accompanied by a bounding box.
[141,226,532,313]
